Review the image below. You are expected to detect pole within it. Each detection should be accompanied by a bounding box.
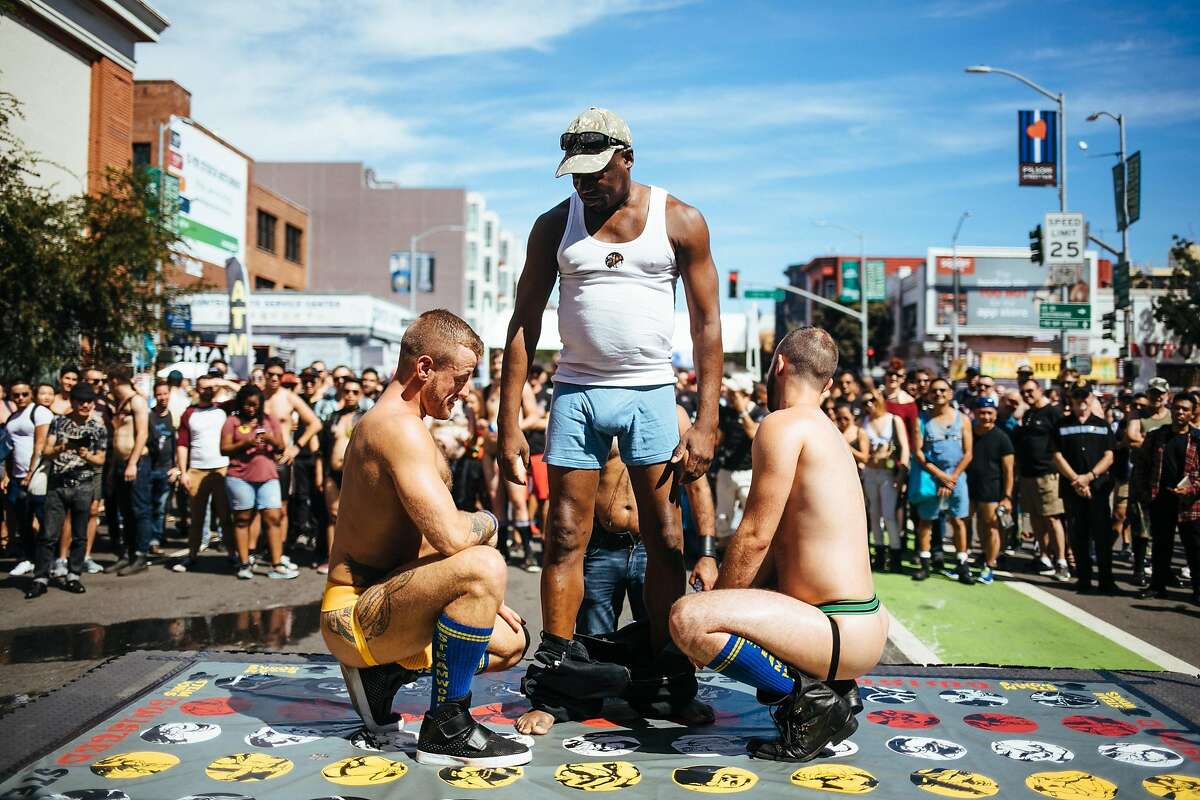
[1118,113,1131,373]
[1058,93,1067,213]
[409,233,417,315]
[859,234,868,375]
[949,211,970,363]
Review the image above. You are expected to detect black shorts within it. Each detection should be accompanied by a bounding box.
[276,462,291,498]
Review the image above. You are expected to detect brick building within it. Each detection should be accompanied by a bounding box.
[131,80,308,290]
[0,0,169,197]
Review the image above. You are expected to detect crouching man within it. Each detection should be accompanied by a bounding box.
[669,327,888,761]
[320,310,531,768]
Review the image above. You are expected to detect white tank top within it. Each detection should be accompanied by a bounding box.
[554,185,678,387]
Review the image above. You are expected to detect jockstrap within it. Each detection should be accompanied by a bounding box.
[827,616,840,683]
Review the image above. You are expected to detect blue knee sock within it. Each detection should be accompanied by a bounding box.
[431,613,492,709]
[707,635,795,696]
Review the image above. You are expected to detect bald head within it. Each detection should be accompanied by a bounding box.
[398,309,483,374]
[774,326,839,390]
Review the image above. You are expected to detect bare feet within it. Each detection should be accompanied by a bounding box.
[514,708,555,735]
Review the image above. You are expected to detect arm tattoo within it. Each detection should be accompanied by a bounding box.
[469,511,497,545]
[344,554,387,589]
[322,608,356,647]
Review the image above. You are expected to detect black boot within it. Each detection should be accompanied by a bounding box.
[416,693,532,767]
[871,546,886,572]
[912,557,930,581]
[889,548,905,574]
[749,675,857,762]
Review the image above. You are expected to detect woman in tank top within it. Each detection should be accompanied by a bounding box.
[834,401,869,469]
[861,388,910,572]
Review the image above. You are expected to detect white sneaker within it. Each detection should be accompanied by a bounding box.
[1054,565,1072,582]
[236,563,254,580]
[8,560,34,577]
[171,556,195,573]
[268,563,299,580]
[83,558,104,574]
[51,558,68,578]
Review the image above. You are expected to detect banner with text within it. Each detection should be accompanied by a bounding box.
[225,257,253,378]
[1018,109,1057,187]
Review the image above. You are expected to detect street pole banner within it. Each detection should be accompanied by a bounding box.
[1017,110,1057,187]
[225,257,253,379]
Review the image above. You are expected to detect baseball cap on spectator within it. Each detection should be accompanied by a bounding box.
[1069,378,1093,399]
[1147,377,1170,394]
[723,373,755,395]
[975,395,998,409]
[167,370,184,386]
[1016,359,1033,373]
[70,382,98,402]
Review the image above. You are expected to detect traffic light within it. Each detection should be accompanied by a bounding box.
[728,270,740,299]
[1102,311,1117,341]
[1028,225,1044,265]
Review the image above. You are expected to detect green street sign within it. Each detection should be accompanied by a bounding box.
[1113,261,1131,310]
[1039,302,1091,329]
[839,260,886,303]
[744,289,785,300]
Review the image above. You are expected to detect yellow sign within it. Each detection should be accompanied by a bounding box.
[978,353,1118,384]
[554,761,643,792]
[321,755,408,786]
[1143,774,1200,800]
[911,768,1000,798]
[672,765,759,793]
[790,764,879,794]
[1025,770,1118,800]
[91,751,179,779]
[205,752,294,782]
[440,766,524,789]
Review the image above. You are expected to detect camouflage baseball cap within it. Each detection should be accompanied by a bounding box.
[555,107,632,178]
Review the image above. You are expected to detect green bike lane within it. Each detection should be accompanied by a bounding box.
[874,572,1163,670]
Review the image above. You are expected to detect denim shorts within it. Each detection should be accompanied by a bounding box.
[915,475,969,521]
[225,476,282,511]
[545,383,679,470]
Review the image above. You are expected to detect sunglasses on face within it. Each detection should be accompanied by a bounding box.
[266,371,284,378]
[932,388,950,394]
[560,132,628,152]
[11,391,30,398]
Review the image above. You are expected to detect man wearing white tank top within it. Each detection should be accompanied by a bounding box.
[498,107,723,735]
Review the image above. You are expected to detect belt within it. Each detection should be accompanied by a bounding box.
[591,524,637,549]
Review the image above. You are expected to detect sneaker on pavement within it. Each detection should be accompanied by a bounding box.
[9,560,34,577]
[105,557,131,575]
[316,562,329,575]
[978,565,994,585]
[415,694,532,767]
[956,562,976,585]
[117,555,149,576]
[236,563,254,580]
[50,558,68,578]
[268,562,298,580]
[171,556,195,573]
[341,663,418,733]
[83,557,104,574]
[1054,565,1072,582]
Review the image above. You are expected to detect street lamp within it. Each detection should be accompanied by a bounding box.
[1087,110,1131,370]
[408,224,465,315]
[965,65,1067,212]
[950,211,972,362]
[813,219,868,375]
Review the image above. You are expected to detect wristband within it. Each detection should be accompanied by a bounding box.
[481,510,499,535]
[699,536,718,559]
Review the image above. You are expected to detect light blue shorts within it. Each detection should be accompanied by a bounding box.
[915,474,969,521]
[545,383,680,470]
[225,476,282,512]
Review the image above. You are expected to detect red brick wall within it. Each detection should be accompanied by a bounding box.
[247,181,308,289]
[87,58,133,194]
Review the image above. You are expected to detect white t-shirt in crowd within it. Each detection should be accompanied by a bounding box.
[6,404,54,478]
[178,405,229,469]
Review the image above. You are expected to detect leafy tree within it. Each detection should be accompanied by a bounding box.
[0,89,186,381]
[1152,237,1200,348]
[811,300,893,375]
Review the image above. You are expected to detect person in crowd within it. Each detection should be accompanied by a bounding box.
[1110,390,1136,559]
[912,377,974,584]
[172,375,234,573]
[313,365,354,422]
[320,376,368,575]
[714,373,767,540]
[220,384,294,580]
[35,383,55,409]
[165,369,191,426]
[912,368,934,413]
[145,381,178,555]
[360,367,382,406]
[524,362,552,557]
[4,380,52,578]
[821,397,837,422]
[1137,391,1200,602]
[485,350,539,570]
[262,357,322,559]
[81,367,111,572]
[1127,377,1173,587]
[836,370,864,420]
[974,374,999,410]
[1016,379,1071,582]
[249,367,266,391]
[965,396,1014,584]
[954,367,980,409]
[834,401,869,468]
[105,366,152,576]
[0,384,13,426]
[861,387,909,573]
[27,382,106,598]
[883,368,918,441]
[1015,360,1035,387]
[998,389,1023,433]
[451,390,491,513]
[1051,380,1118,596]
[50,365,79,416]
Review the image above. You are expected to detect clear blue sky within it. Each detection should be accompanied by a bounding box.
[135,1,1200,308]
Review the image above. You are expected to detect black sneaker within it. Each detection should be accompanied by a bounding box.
[749,675,857,762]
[912,559,930,581]
[24,580,48,600]
[104,557,131,574]
[956,562,975,585]
[341,663,419,733]
[117,555,149,576]
[416,694,532,767]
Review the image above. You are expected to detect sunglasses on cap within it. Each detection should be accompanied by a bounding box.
[560,132,628,152]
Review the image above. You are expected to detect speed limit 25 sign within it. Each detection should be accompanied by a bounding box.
[1043,212,1086,266]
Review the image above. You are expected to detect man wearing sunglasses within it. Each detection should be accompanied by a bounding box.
[263,357,322,555]
[1016,379,1070,582]
[499,107,722,735]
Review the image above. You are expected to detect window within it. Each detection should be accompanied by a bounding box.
[256,210,277,252]
[467,203,479,233]
[466,280,477,309]
[484,220,494,246]
[132,142,151,167]
[284,224,302,263]
[467,241,479,273]
[499,238,509,265]
[255,276,276,290]
[484,256,493,282]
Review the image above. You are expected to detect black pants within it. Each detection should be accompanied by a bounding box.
[288,452,318,544]
[1063,484,1114,588]
[37,481,92,580]
[1148,496,1182,591]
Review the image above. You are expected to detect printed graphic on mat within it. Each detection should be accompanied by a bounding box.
[244,724,323,748]
[173,794,255,799]
[938,689,1007,707]
[862,686,918,704]
[1030,691,1099,709]
[320,755,408,786]
[820,739,860,758]
[866,709,939,728]
[789,764,879,794]
[990,739,1074,763]
[1025,770,1118,800]
[205,753,294,781]
[140,722,222,745]
[45,792,132,799]
[962,712,1037,732]
[181,697,244,717]
[1142,773,1200,799]
[562,732,642,757]
[1097,742,1184,768]
[672,735,748,757]
[90,752,179,779]
[439,766,524,789]
[1061,715,1139,736]
[910,768,999,798]
[886,736,967,760]
[554,761,642,792]
[671,765,759,793]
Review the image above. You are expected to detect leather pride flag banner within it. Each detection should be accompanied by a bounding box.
[224,257,253,379]
[1018,109,1057,187]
